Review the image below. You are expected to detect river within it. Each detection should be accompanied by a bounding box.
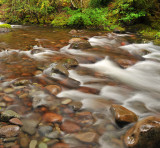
[0,25,160,148]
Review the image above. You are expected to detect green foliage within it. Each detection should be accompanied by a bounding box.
[155,32,160,39]
[51,12,69,27]
[89,0,111,8]
[66,7,110,29]
[0,24,11,28]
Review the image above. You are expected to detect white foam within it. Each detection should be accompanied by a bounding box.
[89,36,116,47]
[80,56,160,93]
[120,42,160,55]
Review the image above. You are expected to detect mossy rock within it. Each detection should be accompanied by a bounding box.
[0,24,11,28]
[0,24,11,33]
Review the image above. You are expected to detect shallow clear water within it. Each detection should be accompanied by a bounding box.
[0,25,160,148]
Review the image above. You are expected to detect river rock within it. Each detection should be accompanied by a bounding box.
[69,38,92,49]
[69,29,77,34]
[13,79,30,86]
[61,120,81,133]
[58,58,78,70]
[110,104,138,127]
[38,125,53,136]
[124,116,160,148]
[61,98,72,105]
[21,113,41,135]
[0,28,10,33]
[3,88,14,94]
[1,110,20,121]
[45,85,62,95]
[29,140,38,148]
[69,101,83,111]
[51,143,70,148]
[0,125,20,138]
[74,132,98,143]
[38,142,48,148]
[42,112,62,123]
[31,91,59,108]
[9,118,23,126]
[51,63,69,76]
[20,136,30,148]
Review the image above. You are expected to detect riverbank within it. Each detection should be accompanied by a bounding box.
[0,0,160,45]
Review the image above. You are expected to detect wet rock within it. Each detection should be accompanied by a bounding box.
[58,77,80,89]
[20,136,30,148]
[3,95,14,102]
[9,118,23,126]
[34,70,43,75]
[42,112,62,123]
[45,131,60,139]
[31,91,59,108]
[110,104,138,127]
[45,85,62,95]
[3,137,17,142]
[38,142,48,148]
[38,125,53,136]
[21,113,41,135]
[51,63,69,76]
[3,88,14,94]
[69,38,92,49]
[61,98,72,105]
[11,145,20,148]
[1,110,20,121]
[59,58,79,69]
[0,28,11,33]
[38,125,59,139]
[13,79,30,86]
[31,48,44,54]
[0,102,6,107]
[29,140,38,148]
[0,125,20,138]
[69,101,83,111]
[61,120,81,133]
[69,29,77,34]
[51,143,70,148]
[124,116,160,148]
[74,132,98,143]
[46,139,59,147]
[74,111,94,126]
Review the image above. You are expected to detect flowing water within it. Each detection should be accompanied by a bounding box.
[0,24,160,148]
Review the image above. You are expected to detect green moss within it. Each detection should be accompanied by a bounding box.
[0,24,11,28]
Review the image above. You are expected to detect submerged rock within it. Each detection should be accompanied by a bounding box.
[1,110,20,121]
[42,112,62,123]
[0,28,11,33]
[110,104,138,127]
[45,85,62,95]
[124,116,160,148]
[61,120,81,133]
[51,63,69,76]
[74,131,98,143]
[69,38,92,49]
[0,125,20,138]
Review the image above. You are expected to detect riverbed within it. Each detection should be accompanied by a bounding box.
[0,25,160,148]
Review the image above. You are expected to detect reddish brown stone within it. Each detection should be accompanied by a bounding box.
[0,125,20,138]
[3,96,14,102]
[9,118,23,126]
[51,143,70,148]
[110,104,138,127]
[61,120,81,133]
[45,85,62,95]
[43,112,62,123]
